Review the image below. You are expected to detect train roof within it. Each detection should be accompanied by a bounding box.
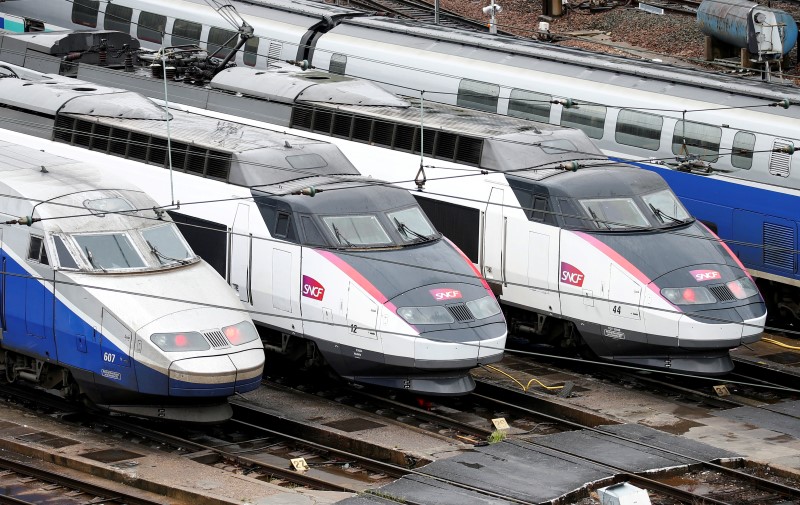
[0,140,162,233]
[253,174,417,214]
[0,72,361,187]
[245,0,800,113]
[292,97,606,171]
[510,164,670,199]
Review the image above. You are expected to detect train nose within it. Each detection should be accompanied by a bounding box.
[169,351,263,396]
[649,265,766,348]
[391,284,507,367]
[137,308,265,396]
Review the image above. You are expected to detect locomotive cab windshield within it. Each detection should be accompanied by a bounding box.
[53,223,198,272]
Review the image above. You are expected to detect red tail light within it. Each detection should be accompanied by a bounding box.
[682,288,697,303]
[174,334,187,347]
[727,280,745,298]
[224,325,241,344]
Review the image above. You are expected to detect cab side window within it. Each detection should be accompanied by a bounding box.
[27,236,49,265]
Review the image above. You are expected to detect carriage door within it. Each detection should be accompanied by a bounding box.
[483,188,505,286]
[606,265,645,350]
[345,283,382,362]
[230,204,251,304]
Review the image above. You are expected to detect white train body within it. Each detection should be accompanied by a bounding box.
[0,139,264,422]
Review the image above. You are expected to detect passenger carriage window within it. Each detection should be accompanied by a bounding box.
[672,120,721,162]
[457,79,499,113]
[103,3,132,33]
[53,236,79,269]
[72,0,99,28]
[731,131,756,169]
[244,37,260,67]
[330,53,347,75]
[615,109,662,151]
[27,236,48,265]
[138,11,167,44]
[208,27,237,58]
[508,89,552,123]
[172,19,203,47]
[560,103,606,139]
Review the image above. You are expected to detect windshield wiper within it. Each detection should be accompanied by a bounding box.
[147,240,190,265]
[648,203,685,225]
[331,224,353,246]
[84,246,106,272]
[393,217,434,243]
[587,208,611,230]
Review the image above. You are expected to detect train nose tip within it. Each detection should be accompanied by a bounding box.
[169,350,264,395]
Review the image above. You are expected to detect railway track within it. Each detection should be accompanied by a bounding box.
[266,371,800,504]
[0,451,166,505]
[341,0,511,34]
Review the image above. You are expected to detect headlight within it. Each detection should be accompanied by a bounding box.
[150,331,210,352]
[727,277,759,300]
[222,321,260,346]
[660,287,716,305]
[397,306,454,324]
[466,296,501,319]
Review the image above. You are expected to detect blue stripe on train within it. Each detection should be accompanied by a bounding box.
[0,249,249,397]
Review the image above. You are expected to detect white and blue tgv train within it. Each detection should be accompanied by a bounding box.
[0,139,265,422]
[3,0,795,322]
[0,70,507,396]
[0,57,766,375]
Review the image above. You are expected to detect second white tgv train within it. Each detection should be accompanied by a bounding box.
[0,71,506,395]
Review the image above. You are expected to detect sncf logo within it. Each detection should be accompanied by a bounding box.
[430,288,462,301]
[690,269,721,282]
[560,262,585,287]
[302,275,325,301]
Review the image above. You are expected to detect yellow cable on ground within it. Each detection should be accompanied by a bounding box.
[763,337,800,351]
[482,364,564,392]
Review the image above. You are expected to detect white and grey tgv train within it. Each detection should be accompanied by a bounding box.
[0,74,506,395]
[0,139,264,422]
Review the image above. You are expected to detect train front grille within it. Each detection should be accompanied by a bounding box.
[708,284,735,302]
[204,330,232,349]
[447,303,475,322]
